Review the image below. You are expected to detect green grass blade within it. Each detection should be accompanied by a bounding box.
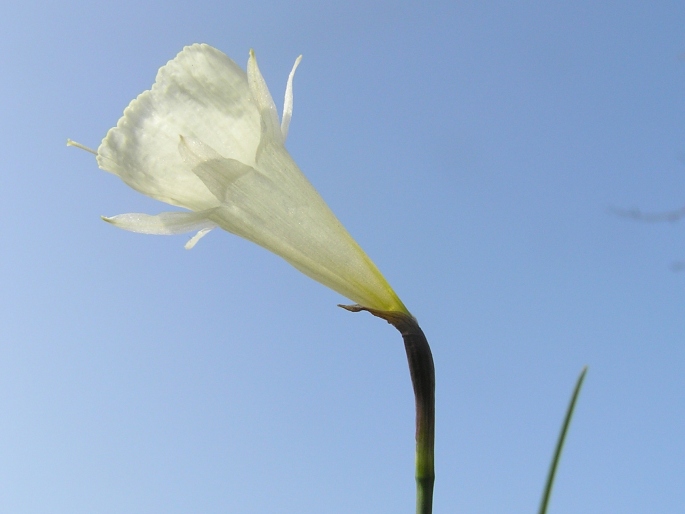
[538,366,588,514]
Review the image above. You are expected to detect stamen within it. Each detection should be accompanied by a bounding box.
[67,139,97,155]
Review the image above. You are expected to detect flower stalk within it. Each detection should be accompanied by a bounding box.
[340,305,435,514]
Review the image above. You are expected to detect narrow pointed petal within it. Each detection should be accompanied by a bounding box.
[102,210,217,235]
[281,55,302,141]
[247,49,283,149]
[97,44,261,211]
[184,227,214,249]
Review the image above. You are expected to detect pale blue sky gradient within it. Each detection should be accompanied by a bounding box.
[1,1,684,513]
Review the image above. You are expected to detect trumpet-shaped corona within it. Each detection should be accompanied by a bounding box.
[73,44,407,313]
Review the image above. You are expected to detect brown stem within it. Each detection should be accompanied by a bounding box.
[340,305,435,514]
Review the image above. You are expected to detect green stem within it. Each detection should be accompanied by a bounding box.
[538,366,588,514]
[340,305,435,514]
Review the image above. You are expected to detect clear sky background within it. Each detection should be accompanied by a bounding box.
[1,1,684,513]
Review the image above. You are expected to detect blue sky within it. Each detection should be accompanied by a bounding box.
[1,1,684,512]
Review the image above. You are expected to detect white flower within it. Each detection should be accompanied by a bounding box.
[74,44,407,313]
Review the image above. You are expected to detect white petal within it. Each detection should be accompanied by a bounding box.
[102,210,217,235]
[184,227,214,250]
[281,55,302,141]
[247,49,283,150]
[97,44,261,211]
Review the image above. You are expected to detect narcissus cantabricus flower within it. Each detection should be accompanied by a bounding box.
[72,44,407,313]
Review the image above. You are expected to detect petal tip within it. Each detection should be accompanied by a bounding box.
[184,227,213,249]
